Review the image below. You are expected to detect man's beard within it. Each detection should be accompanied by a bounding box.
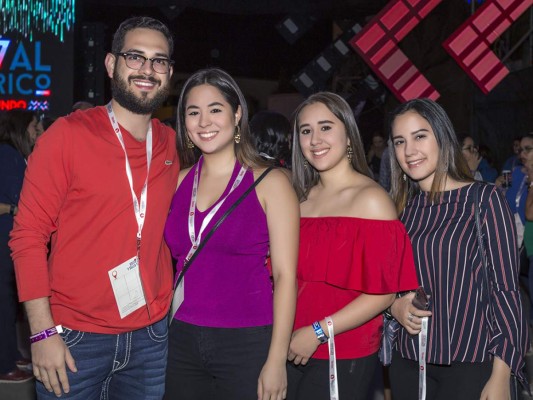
[111,69,169,115]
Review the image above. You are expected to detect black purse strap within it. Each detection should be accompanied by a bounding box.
[473,184,494,314]
[173,166,274,290]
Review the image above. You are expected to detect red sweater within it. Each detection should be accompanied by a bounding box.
[10,107,179,333]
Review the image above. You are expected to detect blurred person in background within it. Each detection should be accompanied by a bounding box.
[367,132,386,180]
[517,133,533,330]
[71,101,94,113]
[0,109,42,383]
[502,136,523,174]
[459,134,497,183]
[378,145,392,192]
[250,110,292,171]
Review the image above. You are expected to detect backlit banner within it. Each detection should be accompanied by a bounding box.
[0,30,73,116]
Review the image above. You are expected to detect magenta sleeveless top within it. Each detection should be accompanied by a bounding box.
[164,159,272,327]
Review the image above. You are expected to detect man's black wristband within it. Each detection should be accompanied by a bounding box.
[9,204,16,215]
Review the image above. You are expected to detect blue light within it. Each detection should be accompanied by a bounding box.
[0,0,75,42]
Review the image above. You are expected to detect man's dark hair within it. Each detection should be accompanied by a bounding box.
[111,16,174,55]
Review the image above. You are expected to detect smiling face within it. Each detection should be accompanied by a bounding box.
[106,27,173,115]
[297,102,350,173]
[391,110,441,192]
[184,84,241,155]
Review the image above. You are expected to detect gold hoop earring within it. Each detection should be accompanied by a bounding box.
[347,145,353,162]
[186,136,195,149]
[234,125,241,144]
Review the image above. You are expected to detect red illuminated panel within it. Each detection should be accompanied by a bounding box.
[349,0,442,102]
[0,100,28,110]
[443,0,532,94]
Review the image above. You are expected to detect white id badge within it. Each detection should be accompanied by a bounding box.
[169,278,184,324]
[108,256,146,319]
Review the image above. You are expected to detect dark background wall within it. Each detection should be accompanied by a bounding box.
[73,1,533,165]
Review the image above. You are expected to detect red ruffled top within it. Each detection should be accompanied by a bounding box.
[295,217,419,359]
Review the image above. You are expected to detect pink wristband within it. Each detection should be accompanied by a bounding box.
[29,325,63,344]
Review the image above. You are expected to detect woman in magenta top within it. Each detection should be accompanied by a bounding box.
[287,92,418,400]
[164,68,299,400]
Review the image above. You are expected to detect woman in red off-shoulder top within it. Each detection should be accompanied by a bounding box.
[286,92,418,400]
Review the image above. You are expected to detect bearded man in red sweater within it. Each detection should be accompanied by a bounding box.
[10,16,179,399]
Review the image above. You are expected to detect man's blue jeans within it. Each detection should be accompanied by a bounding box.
[36,318,168,399]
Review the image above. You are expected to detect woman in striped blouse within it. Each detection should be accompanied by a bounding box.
[386,98,528,399]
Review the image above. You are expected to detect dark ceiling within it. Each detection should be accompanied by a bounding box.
[78,0,388,80]
[84,0,387,16]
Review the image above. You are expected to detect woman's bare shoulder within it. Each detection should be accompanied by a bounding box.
[349,180,397,220]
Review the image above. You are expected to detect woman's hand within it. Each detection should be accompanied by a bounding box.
[466,150,482,172]
[287,326,320,366]
[480,375,511,400]
[495,175,506,187]
[480,357,512,400]
[390,293,432,335]
[257,358,287,400]
[0,203,17,216]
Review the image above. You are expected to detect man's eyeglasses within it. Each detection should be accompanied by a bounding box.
[115,52,174,74]
[520,146,533,154]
